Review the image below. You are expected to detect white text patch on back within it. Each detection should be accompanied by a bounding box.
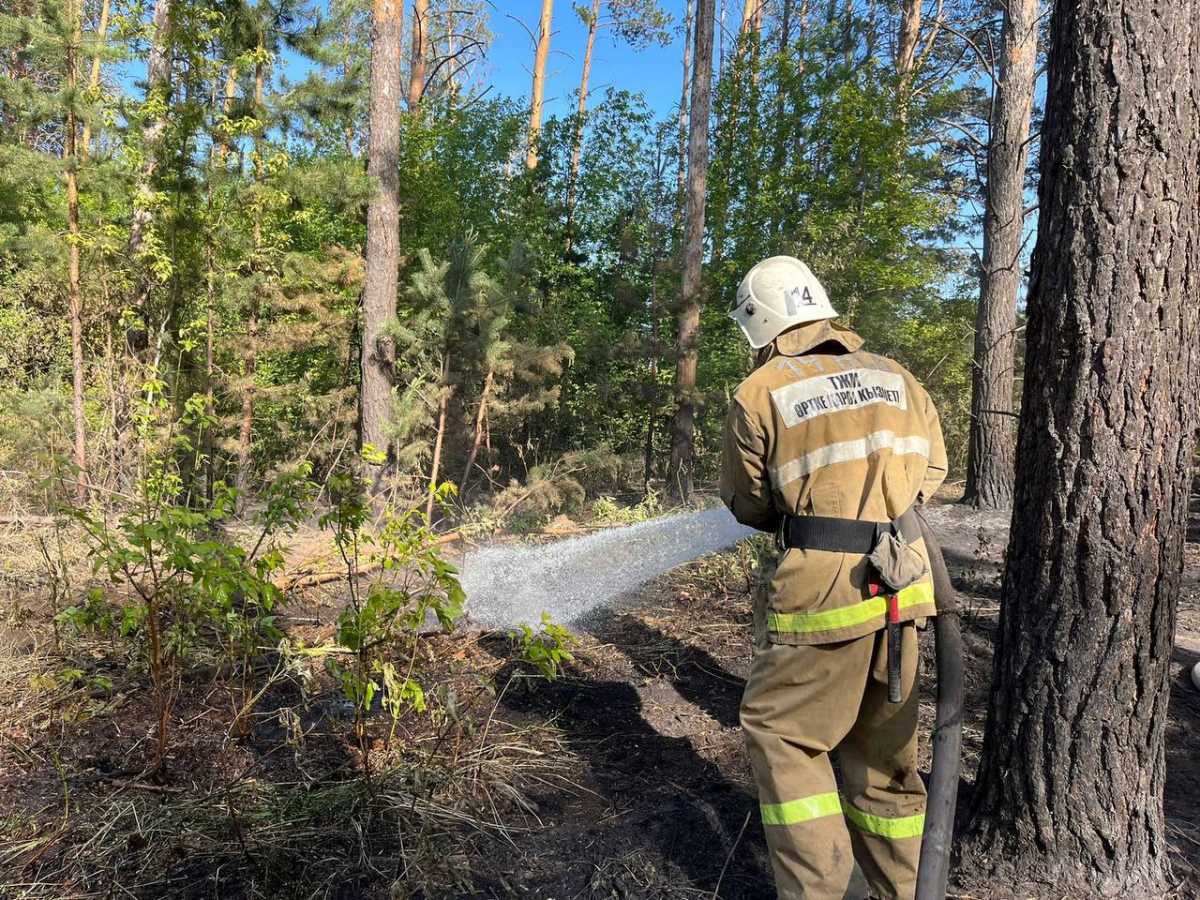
[770,368,907,428]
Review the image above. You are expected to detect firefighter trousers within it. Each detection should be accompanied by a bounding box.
[741,623,924,900]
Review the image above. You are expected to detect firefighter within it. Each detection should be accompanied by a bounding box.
[720,256,947,900]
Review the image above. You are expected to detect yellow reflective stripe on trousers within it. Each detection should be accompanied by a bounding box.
[842,802,925,839]
[766,580,935,634]
[760,791,842,826]
[761,794,925,839]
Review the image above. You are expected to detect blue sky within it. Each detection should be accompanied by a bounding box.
[481,1,690,120]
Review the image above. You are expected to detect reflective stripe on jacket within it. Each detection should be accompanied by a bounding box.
[720,320,947,645]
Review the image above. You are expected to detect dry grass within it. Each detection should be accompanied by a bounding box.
[0,664,579,899]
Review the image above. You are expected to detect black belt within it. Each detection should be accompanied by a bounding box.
[776,508,920,553]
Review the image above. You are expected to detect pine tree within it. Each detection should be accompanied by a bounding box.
[962,0,1200,892]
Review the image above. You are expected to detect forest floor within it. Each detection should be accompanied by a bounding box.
[2,488,1200,899]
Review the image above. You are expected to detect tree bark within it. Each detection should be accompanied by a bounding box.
[460,365,493,492]
[961,0,1200,895]
[565,0,600,233]
[525,0,554,170]
[676,0,694,218]
[894,0,920,77]
[66,0,87,503]
[426,356,450,520]
[445,7,456,100]
[666,0,714,500]
[962,0,1038,509]
[407,0,428,110]
[739,0,758,38]
[235,54,266,503]
[205,62,235,501]
[215,65,237,165]
[360,0,404,475]
[126,0,171,259]
[717,0,726,80]
[79,0,110,160]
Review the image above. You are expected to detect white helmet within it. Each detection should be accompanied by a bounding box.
[728,256,838,349]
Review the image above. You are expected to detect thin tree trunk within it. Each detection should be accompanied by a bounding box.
[754,0,765,68]
[769,0,803,235]
[79,0,110,160]
[205,62,235,501]
[666,0,714,500]
[445,8,456,99]
[962,0,1038,509]
[895,0,921,75]
[962,0,1200,894]
[426,357,450,520]
[565,0,600,236]
[866,0,877,58]
[204,244,215,501]
[407,0,428,109]
[894,0,920,120]
[360,0,404,477]
[66,0,87,503]
[460,366,493,492]
[235,54,265,503]
[236,316,256,498]
[676,0,694,221]
[643,276,662,490]
[717,0,726,81]
[525,0,554,170]
[740,0,757,38]
[215,66,237,165]
[126,0,172,259]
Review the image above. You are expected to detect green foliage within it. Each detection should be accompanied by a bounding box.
[591,487,662,525]
[510,612,576,681]
[391,231,573,499]
[702,16,978,474]
[492,446,625,527]
[66,387,316,769]
[320,468,463,764]
[0,0,983,517]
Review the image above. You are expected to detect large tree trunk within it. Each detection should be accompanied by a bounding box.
[961,0,1200,895]
[79,0,110,160]
[66,0,87,503]
[524,0,554,170]
[962,0,1038,509]
[407,0,428,109]
[126,0,171,259]
[360,0,404,475]
[564,0,600,235]
[666,0,714,500]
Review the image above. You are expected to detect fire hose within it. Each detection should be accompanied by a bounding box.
[913,509,964,900]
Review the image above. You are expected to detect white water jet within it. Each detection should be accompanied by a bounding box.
[457,506,758,628]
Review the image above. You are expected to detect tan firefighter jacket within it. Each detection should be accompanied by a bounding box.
[721,319,947,646]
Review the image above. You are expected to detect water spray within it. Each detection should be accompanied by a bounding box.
[456,505,962,896]
[457,506,755,628]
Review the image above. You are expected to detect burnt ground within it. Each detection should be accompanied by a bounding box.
[2,493,1200,899]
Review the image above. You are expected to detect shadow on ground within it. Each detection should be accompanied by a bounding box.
[478,606,774,899]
